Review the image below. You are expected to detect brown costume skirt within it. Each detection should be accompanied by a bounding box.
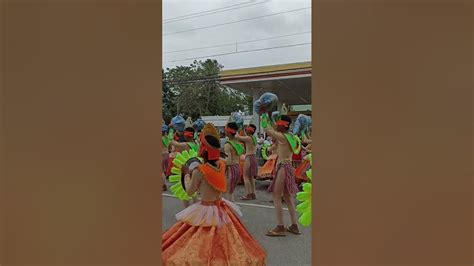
[245,154,258,177]
[267,161,299,196]
[226,164,241,194]
[162,153,170,175]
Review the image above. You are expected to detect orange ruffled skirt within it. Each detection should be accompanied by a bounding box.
[295,159,311,184]
[257,154,277,180]
[162,198,266,266]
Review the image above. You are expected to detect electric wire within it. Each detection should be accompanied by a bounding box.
[164,42,311,64]
[164,1,253,22]
[163,7,311,36]
[163,1,269,24]
[163,30,311,54]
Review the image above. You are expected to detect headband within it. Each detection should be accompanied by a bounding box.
[245,127,255,133]
[225,126,237,134]
[275,120,290,128]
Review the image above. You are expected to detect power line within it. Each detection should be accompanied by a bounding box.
[163,42,311,64]
[163,1,253,22]
[163,30,311,54]
[163,7,311,36]
[163,1,269,24]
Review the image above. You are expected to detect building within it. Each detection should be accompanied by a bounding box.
[200,115,255,132]
[220,61,312,132]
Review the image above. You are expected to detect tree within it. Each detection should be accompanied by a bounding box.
[163,59,252,120]
[162,69,177,123]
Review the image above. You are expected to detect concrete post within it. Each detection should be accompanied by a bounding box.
[252,89,260,133]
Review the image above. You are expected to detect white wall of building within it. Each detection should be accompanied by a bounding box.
[201,115,255,131]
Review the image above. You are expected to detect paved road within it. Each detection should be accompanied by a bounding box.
[162,179,312,266]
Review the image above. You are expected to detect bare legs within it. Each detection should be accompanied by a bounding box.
[162,173,167,191]
[284,189,298,225]
[266,167,300,236]
[250,174,256,195]
[242,162,251,195]
[225,170,235,202]
[225,191,235,202]
[241,159,257,200]
[272,169,286,226]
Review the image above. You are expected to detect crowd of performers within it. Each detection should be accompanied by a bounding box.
[161,93,312,265]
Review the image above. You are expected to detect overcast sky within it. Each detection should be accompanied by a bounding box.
[163,0,311,71]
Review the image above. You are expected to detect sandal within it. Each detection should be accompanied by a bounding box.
[286,224,301,235]
[266,225,286,237]
[240,194,253,200]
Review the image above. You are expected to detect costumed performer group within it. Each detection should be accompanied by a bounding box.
[161,92,313,264]
[162,123,266,265]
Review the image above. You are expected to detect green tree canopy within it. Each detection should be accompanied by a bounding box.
[163,59,252,121]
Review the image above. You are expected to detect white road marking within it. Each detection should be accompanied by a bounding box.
[162,193,289,211]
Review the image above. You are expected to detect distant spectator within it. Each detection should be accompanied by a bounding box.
[263,136,272,146]
[220,132,227,152]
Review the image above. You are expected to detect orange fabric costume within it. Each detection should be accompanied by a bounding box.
[257,154,277,180]
[295,159,311,184]
[295,145,312,184]
[162,160,266,265]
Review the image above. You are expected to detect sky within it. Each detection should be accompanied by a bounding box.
[163,0,311,71]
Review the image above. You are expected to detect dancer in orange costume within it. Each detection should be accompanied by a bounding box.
[223,122,244,202]
[295,133,312,184]
[235,124,259,200]
[162,123,266,265]
[261,114,300,236]
[257,140,277,180]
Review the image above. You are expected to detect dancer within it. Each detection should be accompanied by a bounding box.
[162,125,171,191]
[257,141,277,180]
[261,114,301,236]
[292,146,303,169]
[169,127,199,152]
[237,127,247,185]
[223,122,244,202]
[296,133,312,184]
[165,129,180,179]
[235,124,259,200]
[169,127,199,207]
[162,123,266,265]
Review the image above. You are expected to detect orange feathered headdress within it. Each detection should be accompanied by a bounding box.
[198,123,221,161]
